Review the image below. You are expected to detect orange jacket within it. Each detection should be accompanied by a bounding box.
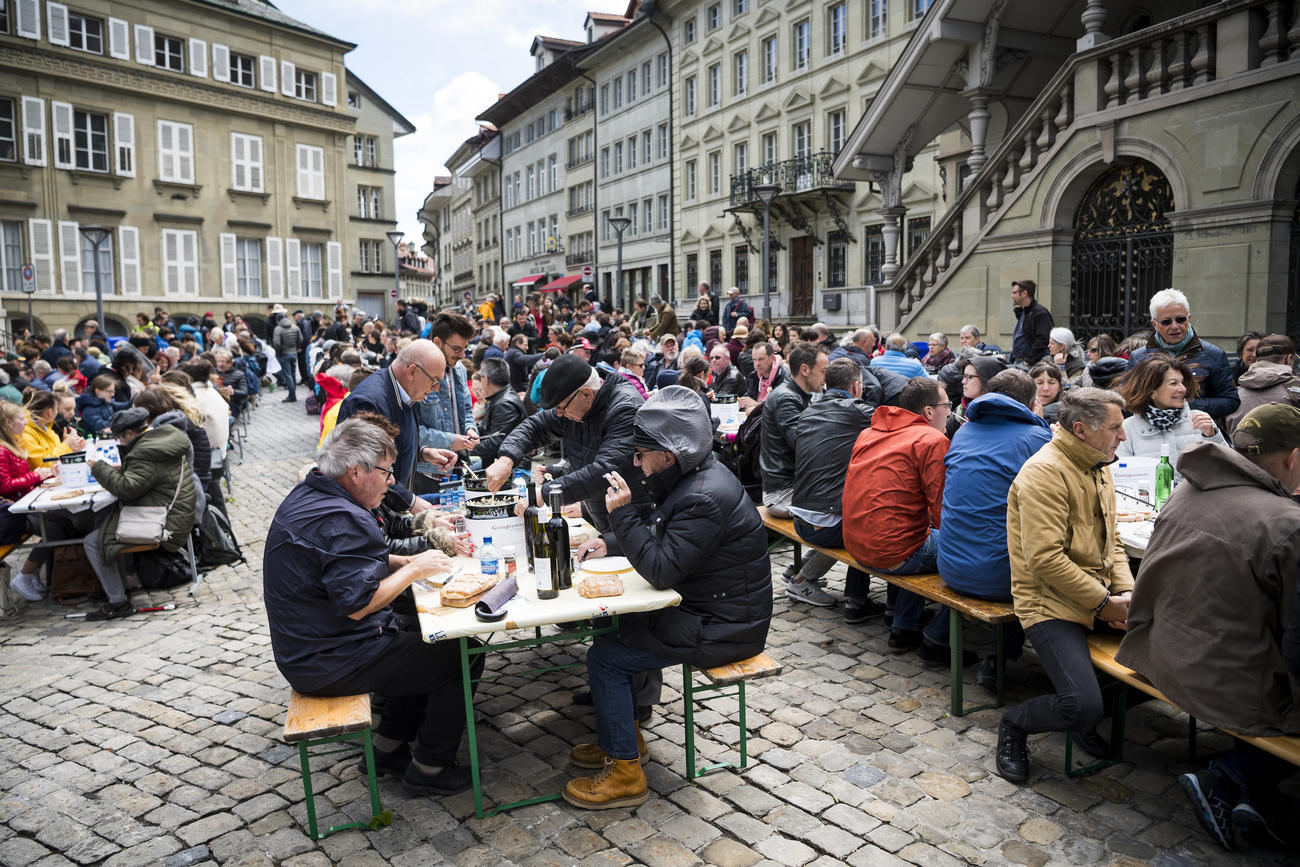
[842,405,948,569]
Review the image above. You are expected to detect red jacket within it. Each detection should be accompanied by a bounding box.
[0,446,41,500]
[842,405,948,569]
[314,371,349,432]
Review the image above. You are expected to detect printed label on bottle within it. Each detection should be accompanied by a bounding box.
[535,558,553,590]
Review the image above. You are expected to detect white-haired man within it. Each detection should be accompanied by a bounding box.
[1127,288,1240,420]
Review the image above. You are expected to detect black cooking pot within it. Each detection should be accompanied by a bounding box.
[465,493,520,519]
[464,474,493,495]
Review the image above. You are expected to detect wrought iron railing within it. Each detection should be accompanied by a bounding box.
[566,153,594,169]
[729,152,853,208]
[566,251,592,266]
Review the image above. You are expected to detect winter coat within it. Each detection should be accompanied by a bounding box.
[842,406,948,569]
[1128,332,1240,420]
[470,388,526,463]
[791,390,875,516]
[722,298,754,332]
[153,409,208,518]
[0,446,40,499]
[1225,360,1300,435]
[708,364,746,398]
[1007,427,1134,630]
[690,303,718,326]
[76,392,128,435]
[1117,443,1300,737]
[1116,408,1226,480]
[21,420,70,471]
[646,305,678,340]
[497,370,645,532]
[618,370,649,400]
[922,347,955,369]
[505,346,545,394]
[869,350,927,380]
[90,424,197,565]
[272,318,301,356]
[758,377,813,492]
[745,363,787,403]
[605,387,771,668]
[937,394,1051,598]
[1011,299,1054,363]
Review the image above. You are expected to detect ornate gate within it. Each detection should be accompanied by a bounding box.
[1070,161,1174,341]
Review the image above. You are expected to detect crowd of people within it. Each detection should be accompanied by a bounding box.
[256,281,1296,846]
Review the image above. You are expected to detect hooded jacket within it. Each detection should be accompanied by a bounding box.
[90,424,197,565]
[945,356,1007,438]
[791,389,875,516]
[605,387,772,668]
[937,393,1051,597]
[314,371,349,432]
[1117,443,1300,736]
[272,317,301,356]
[76,391,129,435]
[1225,359,1300,435]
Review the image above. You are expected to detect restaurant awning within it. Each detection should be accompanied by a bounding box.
[541,274,583,293]
[512,274,547,288]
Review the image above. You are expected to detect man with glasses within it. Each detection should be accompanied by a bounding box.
[1127,288,1240,421]
[706,345,745,399]
[843,378,954,656]
[415,314,479,491]
[1010,279,1054,365]
[338,339,456,514]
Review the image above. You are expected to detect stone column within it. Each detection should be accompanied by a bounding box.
[966,94,992,174]
[879,206,906,282]
[1077,0,1109,50]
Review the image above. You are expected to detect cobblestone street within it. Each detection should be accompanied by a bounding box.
[0,396,1294,867]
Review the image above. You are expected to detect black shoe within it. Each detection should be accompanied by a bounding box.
[995,720,1029,785]
[919,607,937,626]
[360,742,410,778]
[887,628,923,653]
[917,638,979,667]
[1232,798,1298,848]
[1180,766,1236,850]
[1074,728,1111,760]
[844,599,886,624]
[282,397,298,403]
[401,760,472,796]
[572,688,593,706]
[637,704,652,725]
[88,600,133,621]
[976,656,1000,692]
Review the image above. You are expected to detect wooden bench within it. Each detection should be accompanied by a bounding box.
[759,507,1018,716]
[283,690,391,840]
[681,653,784,779]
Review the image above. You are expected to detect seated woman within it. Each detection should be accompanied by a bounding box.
[21,388,84,469]
[82,407,197,619]
[1029,361,1065,423]
[1115,355,1227,475]
[1047,327,1087,379]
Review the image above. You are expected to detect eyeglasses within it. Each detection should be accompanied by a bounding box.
[554,388,583,415]
[371,464,396,480]
[1156,315,1189,327]
[961,373,979,381]
[929,402,951,411]
[1087,346,1101,354]
[410,361,441,389]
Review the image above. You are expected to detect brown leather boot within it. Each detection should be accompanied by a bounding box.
[569,724,648,769]
[562,756,649,810]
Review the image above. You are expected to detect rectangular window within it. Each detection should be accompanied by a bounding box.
[733,142,747,176]
[231,132,263,191]
[230,52,256,88]
[686,253,698,290]
[793,20,810,69]
[628,203,638,235]
[658,194,669,231]
[613,76,623,110]
[793,121,811,159]
[548,108,557,130]
[68,12,103,54]
[157,120,194,183]
[642,130,652,164]
[641,60,652,96]
[708,150,721,195]
[864,225,884,284]
[911,0,933,21]
[366,137,376,167]
[685,160,697,200]
[762,131,777,165]
[657,53,668,88]
[683,18,696,43]
[763,36,778,83]
[0,99,14,162]
[300,242,322,297]
[829,110,846,156]
[627,136,637,170]
[600,84,609,115]
[548,155,557,191]
[709,249,722,290]
[600,211,610,243]
[907,216,931,259]
[734,0,748,13]
[828,3,847,55]
[155,33,184,71]
[869,0,887,39]
[828,232,846,288]
[685,77,696,116]
[80,232,114,295]
[657,123,668,160]
[707,3,721,30]
[613,142,623,174]
[627,69,636,103]
[161,228,198,295]
[72,110,108,172]
[734,245,749,293]
[1,222,22,292]
[708,63,721,107]
[236,238,261,297]
[526,166,535,199]
[600,147,609,178]
[295,68,317,101]
[734,51,748,96]
[642,197,653,233]
[295,143,324,199]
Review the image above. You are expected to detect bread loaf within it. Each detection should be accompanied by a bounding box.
[440,572,500,607]
[577,574,624,598]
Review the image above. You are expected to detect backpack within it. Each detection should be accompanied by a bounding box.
[305,393,320,415]
[196,505,244,571]
[732,409,764,504]
[138,549,192,589]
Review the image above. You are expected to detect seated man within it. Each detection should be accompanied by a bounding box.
[263,418,481,796]
[567,387,772,809]
[997,388,1134,785]
[869,333,927,379]
[760,342,826,517]
[936,369,1051,684]
[843,377,953,657]
[706,345,745,398]
[739,342,785,412]
[1117,404,1300,850]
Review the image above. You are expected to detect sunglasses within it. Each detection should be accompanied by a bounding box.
[1156,315,1189,327]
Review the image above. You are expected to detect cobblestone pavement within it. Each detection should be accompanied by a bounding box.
[0,395,1295,867]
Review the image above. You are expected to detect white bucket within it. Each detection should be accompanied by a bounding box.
[59,453,90,487]
[465,514,527,565]
[711,399,740,429]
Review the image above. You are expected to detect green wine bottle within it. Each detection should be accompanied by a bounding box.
[1154,444,1173,510]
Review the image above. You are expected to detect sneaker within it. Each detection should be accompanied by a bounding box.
[995,720,1029,785]
[976,656,1000,692]
[917,638,979,667]
[887,628,923,653]
[1180,766,1236,850]
[785,579,836,607]
[844,599,885,624]
[1232,798,1298,848]
[401,760,472,796]
[9,570,46,601]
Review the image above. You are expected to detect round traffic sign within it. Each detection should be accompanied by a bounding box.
[21,264,33,281]
[581,265,593,280]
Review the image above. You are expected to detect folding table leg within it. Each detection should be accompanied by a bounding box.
[681,663,697,780]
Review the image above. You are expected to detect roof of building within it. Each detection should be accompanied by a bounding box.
[194,0,355,49]
[585,12,629,23]
[477,45,591,127]
[345,70,416,136]
[534,36,584,52]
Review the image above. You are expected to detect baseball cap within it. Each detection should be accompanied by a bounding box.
[1231,403,1300,455]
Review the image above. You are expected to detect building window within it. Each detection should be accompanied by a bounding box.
[642,129,652,164]
[793,121,811,159]
[600,147,609,178]
[296,143,324,199]
[600,84,609,115]
[369,239,384,272]
[657,52,668,88]
[657,123,668,160]
[613,142,623,174]
[548,155,557,191]
[828,109,846,156]
[734,0,749,13]
[548,108,557,130]
[81,232,114,294]
[707,64,721,107]
[154,34,184,71]
[685,77,697,116]
[827,232,846,287]
[865,225,884,284]
[357,185,381,219]
[236,238,261,296]
[907,217,931,259]
[686,253,698,289]
[642,197,653,233]
[828,3,847,55]
[231,133,263,192]
[1,222,22,292]
[685,160,697,200]
[707,4,721,30]
[628,203,638,235]
[366,137,376,167]
[68,12,103,54]
[72,109,108,172]
[709,249,722,290]
[230,53,256,88]
[300,242,323,297]
[626,136,637,170]
[910,0,933,21]
[708,150,721,195]
[627,69,637,103]
[161,228,198,295]
[733,142,747,177]
[0,99,14,162]
[793,20,810,69]
[734,51,748,96]
[295,69,317,102]
[762,131,777,165]
[526,165,535,199]
[734,245,749,293]
[613,76,623,110]
[641,60,652,96]
[658,194,669,230]
[869,0,887,39]
[347,91,360,108]
[683,17,696,42]
[763,36,778,83]
[157,120,194,183]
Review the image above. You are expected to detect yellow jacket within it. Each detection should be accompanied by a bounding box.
[21,420,70,470]
[1007,427,1133,630]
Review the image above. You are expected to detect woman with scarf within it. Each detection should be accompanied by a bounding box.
[1115,356,1226,475]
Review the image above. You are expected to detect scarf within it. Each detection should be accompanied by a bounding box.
[757,365,779,401]
[1153,326,1195,356]
[1144,405,1185,432]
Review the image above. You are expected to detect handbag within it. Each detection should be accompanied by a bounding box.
[116,461,186,546]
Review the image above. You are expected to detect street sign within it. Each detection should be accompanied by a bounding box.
[20,263,35,294]
[581,265,594,280]
[390,287,397,298]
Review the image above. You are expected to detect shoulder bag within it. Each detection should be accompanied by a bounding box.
[116,460,186,546]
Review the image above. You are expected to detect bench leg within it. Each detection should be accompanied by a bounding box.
[1065,677,1127,777]
[297,742,319,841]
[952,612,1007,717]
[737,680,748,771]
[682,663,697,780]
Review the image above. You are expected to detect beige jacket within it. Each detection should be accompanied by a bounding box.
[1007,427,1133,630]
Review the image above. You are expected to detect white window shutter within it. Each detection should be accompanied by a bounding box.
[176,124,193,182]
[230,133,244,189]
[248,136,262,191]
[219,232,237,297]
[16,0,39,39]
[311,147,324,200]
[284,238,301,296]
[188,38,207,77]
[134,24,153,64]
[27,218,53,293]
[181,231,198,295]
[118,225,140,295]
[326,241,342,294]
[57,220,81,295]
[108,17,129,60]
[21,96,45,166]
[280,60,295,97]
[321,72,337,107]
[50,101,73,169]
[259,55,276,92]
[46,2,68,46]
[113,112,134,177]
[295,144,308,198]
[265,236,283,297]
[161,229,177,294]
[212,43,229,82]
[157,121,174,180]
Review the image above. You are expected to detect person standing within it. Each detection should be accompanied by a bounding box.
[414,314,479,493]
[271,312,301,403]
[1009,280,1054,365]
[646,297,678,341]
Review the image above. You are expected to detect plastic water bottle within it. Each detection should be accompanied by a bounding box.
[478,535,500,577]
[515,470,528,501]
[1154,445,1173,510]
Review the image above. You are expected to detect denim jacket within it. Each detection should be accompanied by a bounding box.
[416,361,476,472]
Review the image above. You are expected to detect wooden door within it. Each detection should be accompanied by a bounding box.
[790,236,813,317]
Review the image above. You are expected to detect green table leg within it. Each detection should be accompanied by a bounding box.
[298,742,319,841]
[460,637,484,819]
[682,663,697,780]
[949,608,963,716]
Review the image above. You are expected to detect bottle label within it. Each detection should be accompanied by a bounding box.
[535,558,553,590]
[481,557,498,576]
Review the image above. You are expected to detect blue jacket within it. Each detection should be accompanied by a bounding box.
[337,366,418,503]
[1127,332,1240,420]
[76,392,130,434]
[416,361,476,470]
[937,393,1051,598]
[870,349,927,380]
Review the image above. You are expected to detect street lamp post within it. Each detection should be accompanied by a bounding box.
[607,215,632,312]
[78,225,112,337]
[752,184,781,325]
[386,230,404,326]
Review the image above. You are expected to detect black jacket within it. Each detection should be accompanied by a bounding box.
[471,388,526,463]
[504,346,544,394]
[759,378,813,491]
[792,390,875,515]
[337,367,418,505]
[398,309,421,335]
[1011,299,1054,363]
[745,363,787,401]
[709,364,746,398]
[497,372,645,532]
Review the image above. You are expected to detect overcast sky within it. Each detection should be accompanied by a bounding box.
[275,0,615,246]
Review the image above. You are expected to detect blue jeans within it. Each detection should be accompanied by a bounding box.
[586,635,675,760]
[875,528,946,641]
[1002,619,1103,735]
[277,355,297,400]
[793,517,872,605]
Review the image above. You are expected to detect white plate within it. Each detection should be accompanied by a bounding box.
[577,556,633,575]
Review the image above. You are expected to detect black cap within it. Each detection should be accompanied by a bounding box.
[539,354,593,410]
[109,407,150,436]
